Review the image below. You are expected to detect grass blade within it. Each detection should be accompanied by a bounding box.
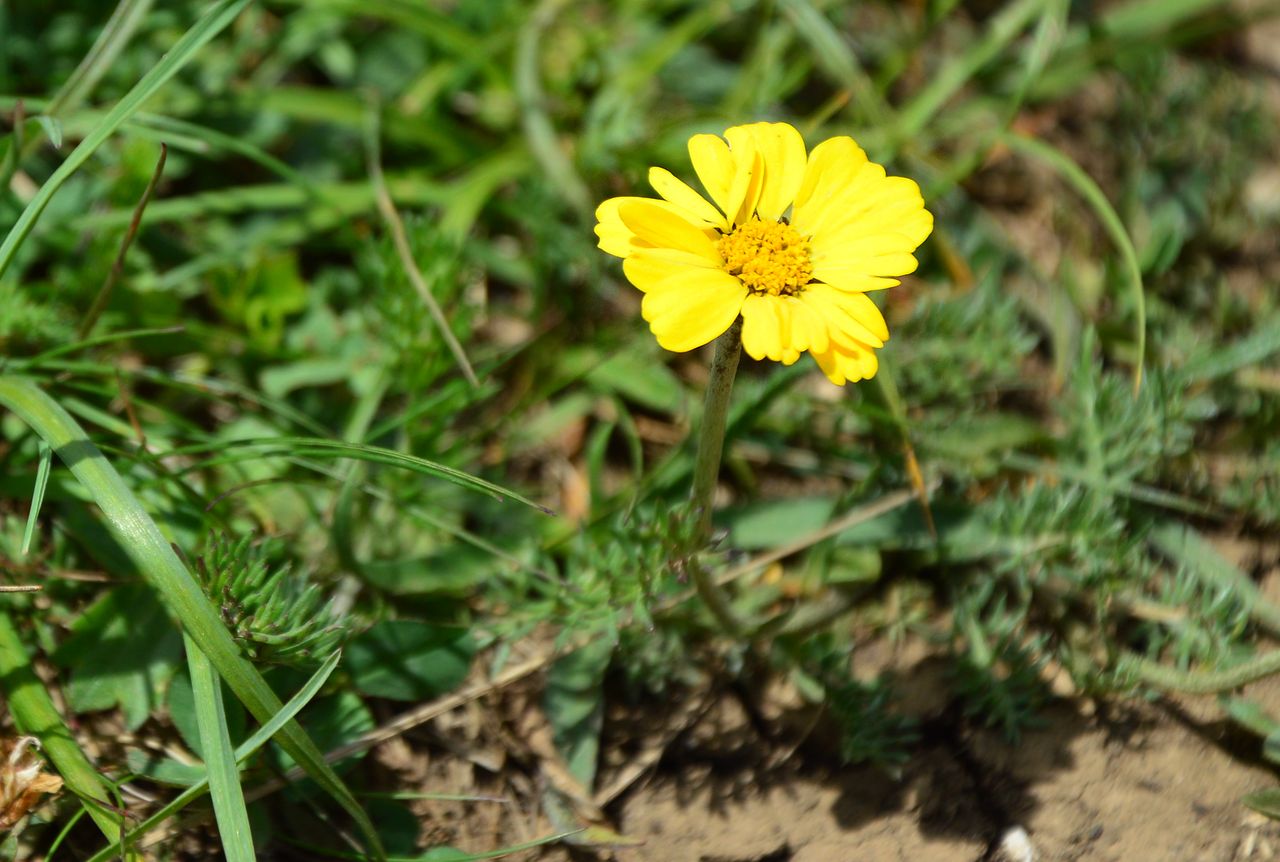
[515,0,592,216]
[0,0,251,280]
[167,437,550,513]
[84,651,343,862]
[20,441,52,556]
[1000,131,1147,391]
[185,634,256,861]
[364,105,479,386]
[0,376,385,861]
[40,0,157,124]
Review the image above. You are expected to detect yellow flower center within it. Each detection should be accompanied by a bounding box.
[716,217,813,297]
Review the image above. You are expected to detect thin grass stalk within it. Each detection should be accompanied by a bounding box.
[79,143,167,341]
[999,131,1147,391]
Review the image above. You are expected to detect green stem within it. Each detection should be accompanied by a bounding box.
[691,320,742,543]
[0,613,125,846]
[688,320,748,636]
[1122,650,1280,694]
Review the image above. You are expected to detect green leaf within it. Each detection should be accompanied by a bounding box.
[0,613,124,843]
[53,584,182,731]
[1181,312,1280,383]
[1000,131,1147,391]
[545,639,612,791]
[359,545,494,597]
[124,750,207,787]
[346,620,476,702]
[34,115,63,150]
[586,348,686,414]
[1220,696,1280,739]
[1150,522,1280,637]
[20,440,51,556]
[725,497,837,551]
[366,799,421,856]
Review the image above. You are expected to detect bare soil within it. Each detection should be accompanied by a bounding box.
[609,680,1280,862]
[382,648,1280,862]
[369,538,1280,862]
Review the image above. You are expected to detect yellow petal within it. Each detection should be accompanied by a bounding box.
[812,338,880,386]
[784,295,829,355]
[740,293,787,361]
[840,291,890,343]
[810,265,900,292]
[726,122,807,222]
[799,282,887,347]
[791,136,869,235]
[595,196,645,258]
[724,146,764,228]
[811,229,921,262]
[618,200,721,262]
[641,269,747,353]
[649,167,728,229]
[622,248,718,293]
[688,133,736,218]
[814,251,919,283]
[809,176,932,250]
[595,223,642,258]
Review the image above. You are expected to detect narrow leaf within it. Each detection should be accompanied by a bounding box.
[20,441,52,556]
[84,651,343,862]
[186,635,255,862]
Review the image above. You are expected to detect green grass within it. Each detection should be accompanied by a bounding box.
[1,0,1279,857]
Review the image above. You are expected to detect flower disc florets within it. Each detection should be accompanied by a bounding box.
[717,218,812,297]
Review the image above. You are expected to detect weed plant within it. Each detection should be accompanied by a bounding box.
[0,0,1279,857]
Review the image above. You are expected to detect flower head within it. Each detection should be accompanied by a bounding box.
[595,122,933,384]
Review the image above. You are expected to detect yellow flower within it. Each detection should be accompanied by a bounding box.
[595,122,933,385]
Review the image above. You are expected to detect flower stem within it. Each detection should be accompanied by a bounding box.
[692,319,742,541]
[689,319,747,635]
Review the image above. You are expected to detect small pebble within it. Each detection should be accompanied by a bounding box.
[992,826,1037,862]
